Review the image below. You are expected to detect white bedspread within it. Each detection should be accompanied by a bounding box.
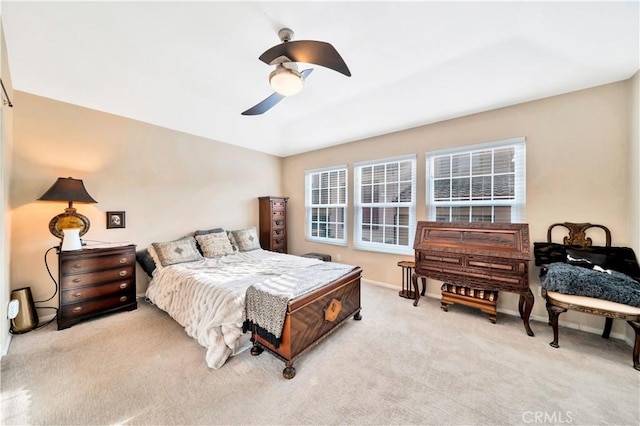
[145,249,354,369]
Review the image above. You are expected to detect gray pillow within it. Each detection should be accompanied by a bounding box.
[229,227,261,252]
[136,249,156,277]
[151,236,203,267]
[194,227,225,254]
[195,232,234,258]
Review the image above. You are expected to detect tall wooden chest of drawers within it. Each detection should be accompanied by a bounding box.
[258,196,288,253]
[57,244,137,330]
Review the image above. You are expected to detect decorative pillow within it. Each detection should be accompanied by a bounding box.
[136,249,156,277]
[566,248,607,269]
[147,244,163,271]
[229,227,261,252]
[151,236,203,267]
[195,232,235,258]
[533,242,567,266]
[227,231,239,252]
[194,227,225,254]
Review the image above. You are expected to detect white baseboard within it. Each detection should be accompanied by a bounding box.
[364,279,634,347]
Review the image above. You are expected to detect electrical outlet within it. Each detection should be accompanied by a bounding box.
[7,299,19,319]
[336,254,341,262]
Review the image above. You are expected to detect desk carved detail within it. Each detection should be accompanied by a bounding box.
[411,221,534,336]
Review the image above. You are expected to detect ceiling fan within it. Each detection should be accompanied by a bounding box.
[241,28,351,116]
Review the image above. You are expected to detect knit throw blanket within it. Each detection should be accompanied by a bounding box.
[243,262,356,348]
[542,263,640,307]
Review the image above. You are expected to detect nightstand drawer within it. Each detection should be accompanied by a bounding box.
[60,266,135,289]
[61,279,134,304]
[61,294,135,319]
[272,228,286,238]
[61,253,135,275]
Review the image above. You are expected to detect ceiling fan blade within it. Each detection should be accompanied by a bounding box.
[241,69,314,116]
[241,92,285,116]
[259,40,351,77]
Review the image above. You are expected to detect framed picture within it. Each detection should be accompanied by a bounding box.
[106,211,126,229]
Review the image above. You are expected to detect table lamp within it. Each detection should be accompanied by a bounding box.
[38,177,97,249]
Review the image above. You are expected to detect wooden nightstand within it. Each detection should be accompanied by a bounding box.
[57,244,137,330]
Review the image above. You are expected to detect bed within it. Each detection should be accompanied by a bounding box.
[139,228,362,378]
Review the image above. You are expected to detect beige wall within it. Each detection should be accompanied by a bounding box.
[283,80,632,337]
[9,92,282,314]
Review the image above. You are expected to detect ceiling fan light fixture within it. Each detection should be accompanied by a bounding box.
[269,64,303,96]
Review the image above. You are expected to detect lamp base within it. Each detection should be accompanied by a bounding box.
[48,208,90,239]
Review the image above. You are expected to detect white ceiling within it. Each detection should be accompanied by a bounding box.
[2,1,638,157]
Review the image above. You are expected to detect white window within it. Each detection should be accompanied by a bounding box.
[426,137,526,223]
[305,166,348,245]
[354,155,416,255]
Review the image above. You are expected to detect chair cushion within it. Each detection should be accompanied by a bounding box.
[546,291,640,315]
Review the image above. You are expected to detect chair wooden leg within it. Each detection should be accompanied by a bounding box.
[411,273,420,307]
[547,304,566,348]
[518,294,525,318]
[602,317,613,339]
[628,321,640,371]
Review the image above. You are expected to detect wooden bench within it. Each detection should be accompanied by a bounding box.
[535,222,640,371]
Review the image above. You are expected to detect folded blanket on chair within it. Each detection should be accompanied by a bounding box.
[542,262,640,307]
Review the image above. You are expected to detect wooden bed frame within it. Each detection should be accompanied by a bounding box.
[249,266,362,379]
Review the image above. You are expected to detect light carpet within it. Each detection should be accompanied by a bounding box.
[1,282,639,425]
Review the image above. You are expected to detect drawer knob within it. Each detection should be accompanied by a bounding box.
[275,220,283,225]
[72,263,82,269]
[119,283,128,289]
[72,307,82,313]
[119,257,127,264]
[275,230,283,235]
[119,270,127,277]
[72,278,81,283]
[120,296,128,302]
[73,292,82,298]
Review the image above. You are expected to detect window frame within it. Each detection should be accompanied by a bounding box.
[425,137,526,223]
[304,165,348,246]
[353,154,417,255]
